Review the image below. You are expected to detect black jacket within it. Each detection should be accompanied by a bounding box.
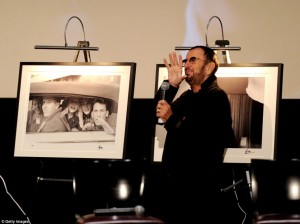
[154,74,237,223]
[155,74,236,172]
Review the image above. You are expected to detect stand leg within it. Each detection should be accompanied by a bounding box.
[73,41,91,62]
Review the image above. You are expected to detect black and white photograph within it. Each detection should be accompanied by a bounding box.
[14,62,136,159]
[153,63,282,163]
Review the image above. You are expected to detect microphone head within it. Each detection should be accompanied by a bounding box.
[161,81,170,91]
[135,205,145,216]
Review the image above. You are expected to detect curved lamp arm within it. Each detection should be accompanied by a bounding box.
[35,16,99,51]
[64,16,86,47]
[175,16,241,64]
[205,16,228,47]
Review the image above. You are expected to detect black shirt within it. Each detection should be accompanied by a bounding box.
[154,74,237,223]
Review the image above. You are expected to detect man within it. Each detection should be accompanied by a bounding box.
[80,98,93,131]
[26,96,44,132]
[91,98,115,135]
[64,97,82,131]
[37,96,68,133]
[155,46,236,223]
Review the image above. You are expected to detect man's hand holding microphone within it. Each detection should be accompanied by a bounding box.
[156,52,186,124]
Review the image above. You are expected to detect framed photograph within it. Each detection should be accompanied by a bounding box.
[14,62,136,159]
[153,63,283,164]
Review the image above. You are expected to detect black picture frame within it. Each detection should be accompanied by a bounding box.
[14,62,136,159]
[153,63,283,164]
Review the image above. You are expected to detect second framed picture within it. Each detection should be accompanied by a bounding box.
[153,63,283,164]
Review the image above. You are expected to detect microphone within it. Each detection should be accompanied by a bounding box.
[158,81,170,124]
[94,205,145,216]
[245,169,253,198]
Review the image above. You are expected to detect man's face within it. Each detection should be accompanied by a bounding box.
[81,99,92,115]
[32,99,42,114]
[42,97,59,117]
[67,99,79,113]
[92,102,108,125]
[184,48,208,85]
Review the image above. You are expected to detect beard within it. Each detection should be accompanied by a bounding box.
[185,66,206,85]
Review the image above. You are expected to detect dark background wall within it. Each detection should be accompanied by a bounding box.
[0,98,297,223]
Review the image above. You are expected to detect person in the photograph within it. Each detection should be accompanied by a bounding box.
[26,96,44,132]
[63,97,82,131]
[90,98,115,135]
[245,77,264,148]
[80,98,93,131]
[37,96,69,133]
[155,46,236,223]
